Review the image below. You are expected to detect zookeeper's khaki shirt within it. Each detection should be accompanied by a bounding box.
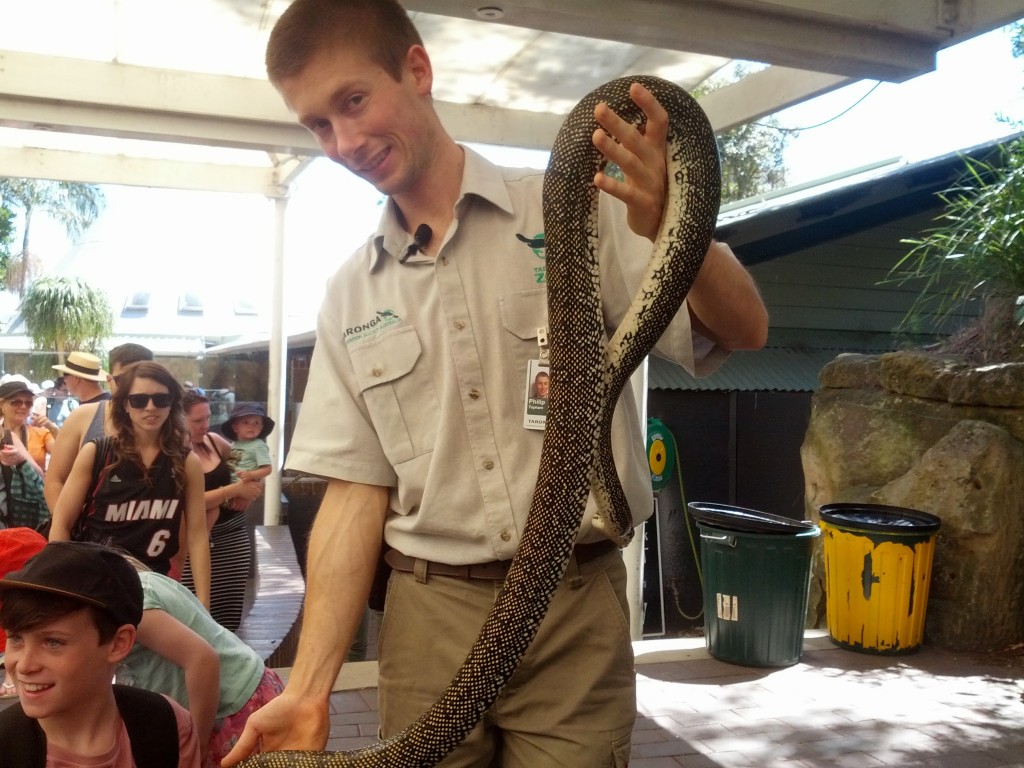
[286,147,726,564]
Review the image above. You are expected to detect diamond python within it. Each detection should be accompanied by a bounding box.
[238,74,720,768]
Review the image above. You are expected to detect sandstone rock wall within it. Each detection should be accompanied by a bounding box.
[801,351,1024,651]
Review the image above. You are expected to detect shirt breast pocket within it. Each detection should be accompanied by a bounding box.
[499,288,548,384]
[350,326,437,466]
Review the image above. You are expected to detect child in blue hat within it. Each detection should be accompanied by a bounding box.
[221,403,274,485]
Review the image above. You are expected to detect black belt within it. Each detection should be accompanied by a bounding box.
[385,539,619,581]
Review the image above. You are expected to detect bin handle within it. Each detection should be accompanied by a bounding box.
[700,532,736,547]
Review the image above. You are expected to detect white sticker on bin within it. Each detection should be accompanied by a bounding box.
[716,593,739,622]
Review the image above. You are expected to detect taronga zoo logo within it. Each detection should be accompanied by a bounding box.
[516,233,546,284]
[344,309,401,344]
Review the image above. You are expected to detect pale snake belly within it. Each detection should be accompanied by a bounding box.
[238,74,720,768]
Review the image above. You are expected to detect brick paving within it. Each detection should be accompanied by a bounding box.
[4,522,1020,767]
[321,634,1024,767]
[4,628,1021,765]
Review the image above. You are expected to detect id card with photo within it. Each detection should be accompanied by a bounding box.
[523,359,549,430]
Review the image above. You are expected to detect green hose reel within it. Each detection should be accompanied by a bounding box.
[646,417,676,492]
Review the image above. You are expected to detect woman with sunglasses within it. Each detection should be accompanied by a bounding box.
[0,379,53,474]
[0,380,52,531]
[48,361,211,607]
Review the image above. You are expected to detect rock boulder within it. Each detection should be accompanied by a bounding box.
[802,352,1024,651]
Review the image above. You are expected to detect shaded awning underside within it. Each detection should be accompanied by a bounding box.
[2,0,1022,193]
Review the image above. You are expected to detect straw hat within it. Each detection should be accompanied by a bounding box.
[52,351,108,382]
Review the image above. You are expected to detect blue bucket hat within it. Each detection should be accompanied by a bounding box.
[222,402,275,440]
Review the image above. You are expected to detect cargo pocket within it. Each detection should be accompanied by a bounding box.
[611,730,631,767]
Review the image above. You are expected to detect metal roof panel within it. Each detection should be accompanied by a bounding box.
[649,347,849,392]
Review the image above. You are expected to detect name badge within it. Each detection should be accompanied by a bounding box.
[523,358,549,430]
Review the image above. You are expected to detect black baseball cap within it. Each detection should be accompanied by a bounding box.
[0,541,143,628]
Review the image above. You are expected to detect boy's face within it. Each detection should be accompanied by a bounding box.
[233,415,265,441]
[3,608,132,722]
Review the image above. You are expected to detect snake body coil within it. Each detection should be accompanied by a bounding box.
[239,75,720,768]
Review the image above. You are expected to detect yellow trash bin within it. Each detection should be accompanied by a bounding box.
[819,503,941,655]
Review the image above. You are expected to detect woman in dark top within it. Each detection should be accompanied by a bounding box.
[49,361,211,607]
[179,388,263,631]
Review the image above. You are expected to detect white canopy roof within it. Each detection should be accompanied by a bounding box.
[2,0,1022,194]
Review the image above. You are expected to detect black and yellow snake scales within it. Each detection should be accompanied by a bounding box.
[238,74,720,767]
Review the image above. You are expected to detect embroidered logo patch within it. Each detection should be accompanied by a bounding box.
[516,233,546,284]
[344,309,402,344]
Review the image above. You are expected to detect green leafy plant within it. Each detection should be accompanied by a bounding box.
[692,64,792,204]
[0,206,14,284]
[890,139,1024,360]
[20,275,114,360]
[0,177,105,296]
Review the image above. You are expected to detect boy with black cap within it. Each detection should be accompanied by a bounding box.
[0,541,200,767]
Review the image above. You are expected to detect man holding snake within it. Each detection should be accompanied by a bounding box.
[225,1,767,766]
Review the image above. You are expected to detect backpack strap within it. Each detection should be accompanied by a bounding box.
[113,684,180,768]
[92,436,115,480]
[75,436,115,537]
[1,429,15,513]
[0,701,47,768]
[0,440,12,529]
[0,686,179,768]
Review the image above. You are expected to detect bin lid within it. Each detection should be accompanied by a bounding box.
[688,502,817,535]
[819,503,941,532]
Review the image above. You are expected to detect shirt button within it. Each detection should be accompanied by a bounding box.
[371,367,383,377]
[482,459,494,470]
[440,256,449,266]
[500,530,512,542]
[468,389,480,400]
[454,320,465,331]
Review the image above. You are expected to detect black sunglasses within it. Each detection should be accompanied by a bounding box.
[127,393,174,409]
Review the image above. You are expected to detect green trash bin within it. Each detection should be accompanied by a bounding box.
[690,503,820,668]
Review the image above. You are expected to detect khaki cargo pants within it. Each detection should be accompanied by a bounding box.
[377,548,636,767]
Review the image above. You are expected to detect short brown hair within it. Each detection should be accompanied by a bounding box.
[266,0,423,84]
[0,590,121,645]
[108,343,153,372]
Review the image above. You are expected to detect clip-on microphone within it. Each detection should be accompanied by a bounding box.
[400,224,433,263]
